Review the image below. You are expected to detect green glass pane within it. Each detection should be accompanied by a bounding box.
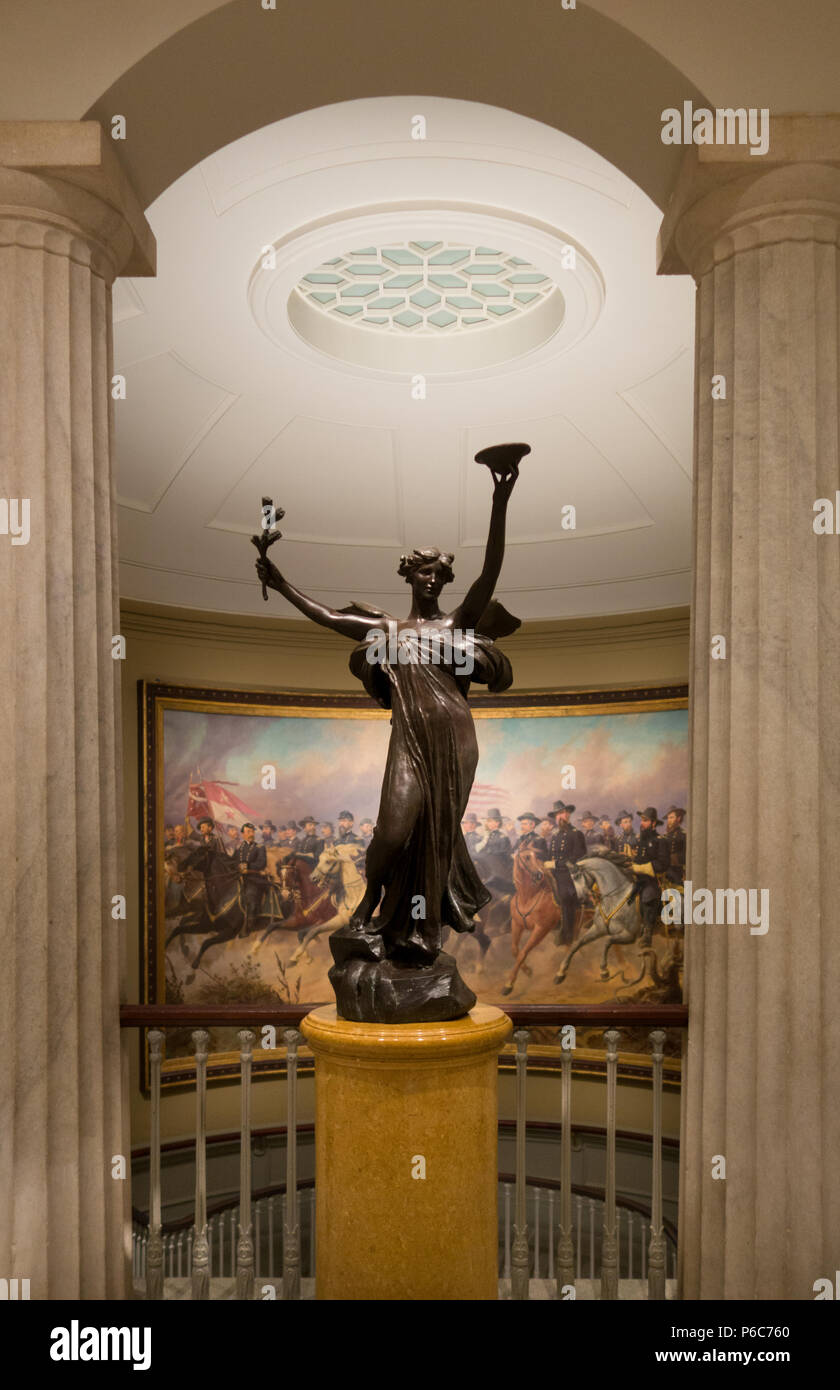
[393,310,422,328]
[309,291,336,303]
[340,285,378,298]
[333,304,363,316]
[429,249,469,265]
[507,273,549,283]
[369,296,404,309]
[428,274,466,288]
[363,316,388,324]
[303,272,345,284]
[488,304,515,315]
[385,274,422,288]
[472,284,508,298]
[463,264,505,276]
[427,309,457,328]
[410,288,440,308]
[324,257,344,266]
[507,257,530,266]
[475,247,501,255]
[411,241,441,251]
[445,296,482,309]
[514,291,540,304]
[348,247,376,256]
[345,265,388,276]
[462,316,487,324]
[383,249,423,265]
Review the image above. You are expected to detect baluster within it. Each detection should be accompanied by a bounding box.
[556,1040,575,1296]
[628,1211,634,1280]
[283,1029,302,1299]
[533,1187,541,1279]
[647,1029,667,1300]
[575,1195,582,1279]
[511,1029,530,1299]
[309,1190,316,1278]
[600,1028,620,1299]
[547,1189,555,1280]
[232,1029,255,1298]
[177,1231,184,1278]
[503,1183,511,1278]
[588,1197,595,1278]
[145,1030,165,1299]
[190,1029,210,1299]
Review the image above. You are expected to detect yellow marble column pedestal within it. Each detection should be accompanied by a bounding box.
[300,1003,512,1300]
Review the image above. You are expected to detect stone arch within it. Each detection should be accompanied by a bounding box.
[85,0,708,211]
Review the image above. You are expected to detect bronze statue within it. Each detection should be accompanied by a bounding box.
[253,443,529,1022]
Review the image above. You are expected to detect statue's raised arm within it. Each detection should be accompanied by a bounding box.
[454,443,528,631]
[253,550,382,643]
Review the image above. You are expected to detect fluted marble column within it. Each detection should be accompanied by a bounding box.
[659,117,840,1299]
[0,123,154,1298]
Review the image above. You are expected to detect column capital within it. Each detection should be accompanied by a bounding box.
[658,114,840,280]
[0,120,155,282]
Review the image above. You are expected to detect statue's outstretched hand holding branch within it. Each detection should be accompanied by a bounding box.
[252,539,377,641]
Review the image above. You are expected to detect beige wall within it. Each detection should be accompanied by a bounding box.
[120,599,688,1146]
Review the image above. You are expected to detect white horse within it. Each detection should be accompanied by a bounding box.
[288,842,367,964]
[554,852,645,983]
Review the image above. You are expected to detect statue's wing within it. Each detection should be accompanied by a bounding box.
[474,600,521,642]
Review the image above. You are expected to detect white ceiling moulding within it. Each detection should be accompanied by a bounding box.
[249,204,603,378]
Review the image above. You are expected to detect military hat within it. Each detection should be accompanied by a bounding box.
[665,805,686,818]
[517,812,539,822]
[485,807,503,820]
[615,810,634,823]
[260,819,277,830]
[637,807,663,825]
[338,810,354,820]
[299,814,317,824]
[462,812,478,823]
[580,810,598,822]
[551,799,575,814]
[599,813,612,822]
[287,820,299,830]
[278,823,288,831]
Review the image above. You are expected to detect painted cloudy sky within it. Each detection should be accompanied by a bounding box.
[163,705,688,829]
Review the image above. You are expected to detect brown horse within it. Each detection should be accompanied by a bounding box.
[500,847,562,996]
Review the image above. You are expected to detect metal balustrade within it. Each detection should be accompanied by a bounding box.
[122,1004,686,1300]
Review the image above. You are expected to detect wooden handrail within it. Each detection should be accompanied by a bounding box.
[120,1003,688,1028]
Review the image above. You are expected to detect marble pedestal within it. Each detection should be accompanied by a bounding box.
[300,1003,511,1300]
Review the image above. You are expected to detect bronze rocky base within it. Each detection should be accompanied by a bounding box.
[328,924,476,1024]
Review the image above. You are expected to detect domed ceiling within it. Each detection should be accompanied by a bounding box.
[113,96,694,620]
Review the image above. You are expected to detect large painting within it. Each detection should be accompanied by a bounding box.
[140,682,688,1083]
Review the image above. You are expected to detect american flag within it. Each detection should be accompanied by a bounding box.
[465,783,512,820]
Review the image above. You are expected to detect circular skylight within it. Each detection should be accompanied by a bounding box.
[293,240,555,334]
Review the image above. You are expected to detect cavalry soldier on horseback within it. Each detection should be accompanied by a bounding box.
[598,814,617,851]
[545,800,586,945]
[474,807,514,894]
[297,814,322,859]
[196,815,227,854]
[663,805,687,884]
[629,807,670,946]
[236,822,267,936]
[615,810,638,856]
[336,810,364,846]
[579,810,604,849]
[461,813,481,856]
[514,812,547,856]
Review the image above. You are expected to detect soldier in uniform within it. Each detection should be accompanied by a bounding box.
[298,815,322,859]
[196,815,226,853]
[359,818,375,848]
[260,820,278,848]
[225,824,241,856]
[579,810,604,850]
[629,807,670,946]
[599,814,617,852]
[285,819,302,849]
[462,813,481,856]
[474,807,514,894]
[319,821,336,852]
[236,822,267,936]
[615,810,638,856]
[545,800,586,945]
[662,804,687,885]
[514,812,547,857]
[337,811,363,846]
